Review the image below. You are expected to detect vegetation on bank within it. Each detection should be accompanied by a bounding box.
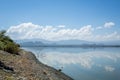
[0,30,73,80]
[0,30,20,54]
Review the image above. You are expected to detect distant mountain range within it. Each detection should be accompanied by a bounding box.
[15,39,120,47]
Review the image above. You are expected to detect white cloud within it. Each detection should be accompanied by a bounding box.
[104,22,115,28]
[6,22,120,41]
[92,31,120,41]
[96,26,103,30]
[96,22,115,29]
[7,22,93,41]
[57,25,65,28]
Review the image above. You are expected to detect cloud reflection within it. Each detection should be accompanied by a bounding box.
[104,66,115,72]
[35,51,120,70]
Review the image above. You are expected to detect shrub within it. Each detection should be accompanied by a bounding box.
[0,30,19,54]
[0,41,5,50]
[4,42,19,55]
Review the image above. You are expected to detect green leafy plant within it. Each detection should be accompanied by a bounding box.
[0,30,20,54]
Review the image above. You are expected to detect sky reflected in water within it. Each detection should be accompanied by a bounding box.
[23,47,120,80]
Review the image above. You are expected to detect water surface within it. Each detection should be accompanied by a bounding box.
[22,47,120,80]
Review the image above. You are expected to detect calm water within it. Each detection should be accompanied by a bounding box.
[22,47,120,80]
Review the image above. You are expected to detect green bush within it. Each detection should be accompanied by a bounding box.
[4,42,19,55]
[0,41,5,50]
[0,30,19,54]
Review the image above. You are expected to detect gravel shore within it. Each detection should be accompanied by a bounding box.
[0,49,73,80]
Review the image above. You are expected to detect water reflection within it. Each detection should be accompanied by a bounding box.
[23,47,120,80]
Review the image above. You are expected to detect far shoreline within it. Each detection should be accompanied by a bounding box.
[20,45,120,48]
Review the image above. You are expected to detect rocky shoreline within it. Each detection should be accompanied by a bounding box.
[0,49,73,80]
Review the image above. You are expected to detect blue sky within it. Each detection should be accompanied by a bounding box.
[0,0,120,41]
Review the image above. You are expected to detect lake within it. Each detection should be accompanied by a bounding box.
[22,47,120,80]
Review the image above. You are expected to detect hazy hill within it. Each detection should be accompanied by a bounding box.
[16,39,120,47]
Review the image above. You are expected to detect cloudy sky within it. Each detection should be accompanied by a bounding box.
[0,0,120,41]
